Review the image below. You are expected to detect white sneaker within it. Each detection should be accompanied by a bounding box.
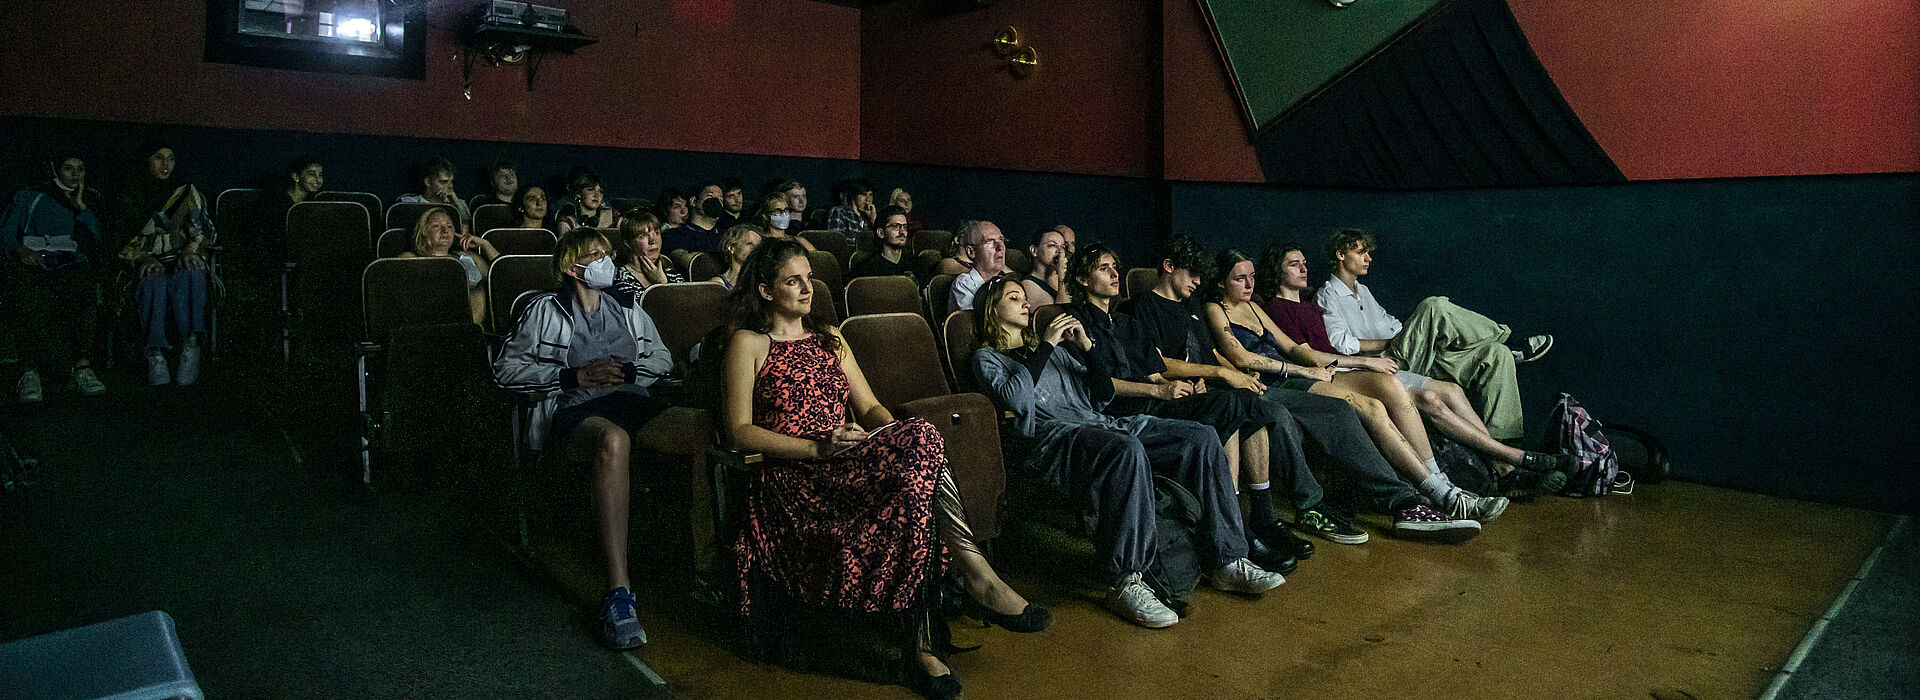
[73,366,106,397]
[1208,557,1285,595]
[176,344,201,387]
[1444,489,1509,523]
[1514,334,1553,363]
[147,351,172,386]
[17,370,43,403]
[1106,572,1179,628]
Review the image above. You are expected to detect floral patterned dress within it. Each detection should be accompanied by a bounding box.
[735,335,948,680]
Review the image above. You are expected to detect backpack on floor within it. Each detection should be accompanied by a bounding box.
[1601,424,1670,484]
[1544,393,1629,496]
[1143,475,1201,615]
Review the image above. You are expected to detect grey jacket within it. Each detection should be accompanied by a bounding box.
[492,289,673,450]
[973,344,1154,490]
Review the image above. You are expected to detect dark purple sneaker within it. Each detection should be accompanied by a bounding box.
[1392,504,1481,543]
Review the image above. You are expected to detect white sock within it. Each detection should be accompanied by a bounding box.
[1418,472,1457,506]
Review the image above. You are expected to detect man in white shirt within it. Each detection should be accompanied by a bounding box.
[947,219,1007,315]
[1316,229,1551,441]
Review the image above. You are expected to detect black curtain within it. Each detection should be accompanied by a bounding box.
[1253,0,1623,188]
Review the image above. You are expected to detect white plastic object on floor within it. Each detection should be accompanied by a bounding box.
[0,610,204,700]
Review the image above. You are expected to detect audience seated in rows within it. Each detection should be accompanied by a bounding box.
[610,212,684,300]
[1064,244,1312,573]
[709,224,763,292]
[826,178,876,247]
[848,205,915,283]
[396,207,497,326]
[2,153,109,401]
[1018,227,1070,306]
[1122,237,1482,540]
[1257,243,1568,496]
[471,159,518,209]
[513,185,550,230]
[1316,229,1552,443]
[492,228,675,650]
[751,191,815,253]
[241,156,323,272]
[115,143,214,388]
[398,157,470,224]
[946,220,1009,316]
[1204,248,1510,524]
[556,168,620,234]
[723,239,1046,698]
[970,276,1285,630]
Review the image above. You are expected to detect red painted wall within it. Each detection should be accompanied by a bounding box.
[859,0,1157,178]
[1502,1,1919,180]
[1162,0,1265,183]
[0,0,861,160]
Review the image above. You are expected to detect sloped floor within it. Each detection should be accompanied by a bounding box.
[0,363,1900,699]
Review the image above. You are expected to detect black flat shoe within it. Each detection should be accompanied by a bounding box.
[908,671,963,700]
[1246,533,1299,576]
[1254,520,1314,559]
[964,598,1053,633]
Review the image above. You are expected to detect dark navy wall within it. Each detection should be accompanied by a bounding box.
[1172,174,1920,512]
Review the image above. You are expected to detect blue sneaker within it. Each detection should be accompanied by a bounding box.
[599,587,647,649]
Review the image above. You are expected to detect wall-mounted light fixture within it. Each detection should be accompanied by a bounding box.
[991,25,1038,78]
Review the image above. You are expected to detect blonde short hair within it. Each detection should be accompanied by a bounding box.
[552,228,612,282]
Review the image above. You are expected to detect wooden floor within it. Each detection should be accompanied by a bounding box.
[594,481,1892,699]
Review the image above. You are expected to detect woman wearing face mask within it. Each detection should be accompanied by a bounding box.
[492,228,676,652]
[113,143,216,387]
[557,169,620,234]
[709,224,763,293]
[514,185,551,230]
[611,212,684,300]
[397,207,499,325]
[750,192,816,253]
[2,152,110,402]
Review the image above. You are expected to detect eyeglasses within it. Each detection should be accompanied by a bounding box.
[882,222,909,230]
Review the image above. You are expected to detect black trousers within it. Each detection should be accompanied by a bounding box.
[3,262,100,372]
[1054,417,1247,577]
[1260,386,1424,515]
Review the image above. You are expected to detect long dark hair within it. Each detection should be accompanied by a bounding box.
[1206,248,1254,303]
[1254,243,1310,302]
[728,238,838,351]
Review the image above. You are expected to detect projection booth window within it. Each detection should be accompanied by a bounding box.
[206,0,425,79]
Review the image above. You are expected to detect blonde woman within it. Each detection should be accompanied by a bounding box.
[397,207,497,324]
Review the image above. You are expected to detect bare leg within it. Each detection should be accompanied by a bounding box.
[1222,431,1241,487]
[1240,428,1269,486]
[1308,382,1431,482]
[468,287,488,326]
[1413,384,1525,471]
[935,468,1030,616]
[1331,370,1437,463]
[581,417,633,591]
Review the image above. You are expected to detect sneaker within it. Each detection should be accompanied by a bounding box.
[1107,572,1179,628]
[1296,506,1369,545]
[598,587,647,649]
[1512,334,1553,363]
[72,366,106,397]
[1443,489,1509,523]
[16,370,42,404]
[146,351,172,386]
[1499,464,1568,499]
[1208,558,1285,595]
[1522,450,1576,475]
[1392,504,1482,543]
[176,344,201,387]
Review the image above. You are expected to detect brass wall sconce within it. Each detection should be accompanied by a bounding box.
[991,25,1039,78]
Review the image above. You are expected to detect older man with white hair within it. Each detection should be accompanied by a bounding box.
[946,219,1007,315]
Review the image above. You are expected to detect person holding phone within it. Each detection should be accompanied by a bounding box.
[397,207,497,325]
[493,228,675,651]
[2,152,109,401]
[724,239,1045,700]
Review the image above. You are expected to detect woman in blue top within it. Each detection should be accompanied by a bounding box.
[1,152,108,401]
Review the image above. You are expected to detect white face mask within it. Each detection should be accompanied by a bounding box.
[577,256,616,289]
[769,212,792,230]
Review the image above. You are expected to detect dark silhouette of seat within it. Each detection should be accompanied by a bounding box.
[486,255,554,334]
[483,228,556,256]
[1125,267,1158,301]
[285,200,374,360]
[386,202,452,232]
[926,273,957,324]
[806,249,844,311]
[840,313,951,410]
[472,203,516,236]
[313,192,382,220]
[376,228,410,258]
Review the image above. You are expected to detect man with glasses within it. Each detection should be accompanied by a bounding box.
[849,205,916,282]
[947,219,1008,315]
